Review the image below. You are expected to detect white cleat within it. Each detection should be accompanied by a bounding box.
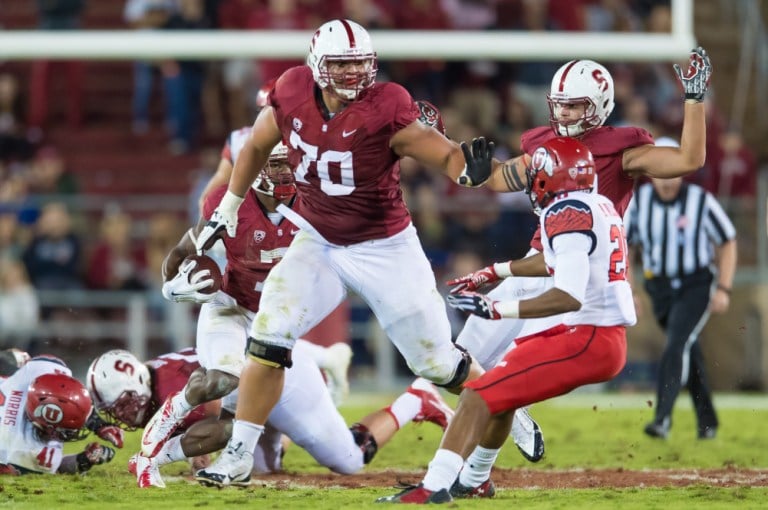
[141,391,188,457]
[511,406,545,462]
[195,441,253,488]
[136,455,166,488]
[322,343,353,407]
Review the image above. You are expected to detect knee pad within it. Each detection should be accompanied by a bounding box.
[349,423,378,464]
[434,344,472,389]
[245,337,293,368]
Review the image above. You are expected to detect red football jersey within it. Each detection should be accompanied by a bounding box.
[522,125,654,251]
[270,66,420,245]
[203,185,297,312]
[144,348,205,432]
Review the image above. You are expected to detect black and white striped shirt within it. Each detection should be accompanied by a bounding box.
[625,182,736,279]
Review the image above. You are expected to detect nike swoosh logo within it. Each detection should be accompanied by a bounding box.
[342,129,357,138]
[290,229,300,235]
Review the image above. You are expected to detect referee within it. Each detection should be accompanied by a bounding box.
[625,138,737,440]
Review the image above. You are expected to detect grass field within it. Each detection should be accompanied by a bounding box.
[2,392,768,509]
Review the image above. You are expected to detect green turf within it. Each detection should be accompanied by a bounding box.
[2,392,767,509]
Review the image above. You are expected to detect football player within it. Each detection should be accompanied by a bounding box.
[120,139,452,487]
[193,18,490,486]
[0,356,115,475]
[440,48,713,496]
[380,138,636,503]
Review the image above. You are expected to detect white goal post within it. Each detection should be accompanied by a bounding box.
[0,0,695,61]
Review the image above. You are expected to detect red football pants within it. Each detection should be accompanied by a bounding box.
[465,324,627,415]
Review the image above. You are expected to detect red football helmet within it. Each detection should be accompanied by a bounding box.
[416,100,446,135]
[307,19,377,102]
[25,373,93,441]
[526,137,596,212]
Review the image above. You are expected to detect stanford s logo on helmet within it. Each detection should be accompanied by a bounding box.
[526,137,596,212]
[87,349,152,430]
[547,60,615,137]
[25,373,93,442]
[307,19,378,102]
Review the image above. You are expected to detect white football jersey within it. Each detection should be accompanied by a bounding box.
[0,358,71,473]
[540,191,636,327]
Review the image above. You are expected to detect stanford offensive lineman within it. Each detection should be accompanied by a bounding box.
[194,19,484,486]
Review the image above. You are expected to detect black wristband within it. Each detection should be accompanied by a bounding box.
[75,452,92,473]
[716,284,732,294]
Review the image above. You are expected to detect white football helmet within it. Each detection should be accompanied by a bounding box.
[306,19,377,101]
[251,141,296,200]
[86,349,152,430]
[547,60,615,137]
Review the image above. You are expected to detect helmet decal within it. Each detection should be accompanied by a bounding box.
[527,137,596,212]
[34,403,64,424]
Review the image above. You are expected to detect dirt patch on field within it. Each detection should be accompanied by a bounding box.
[250,467,768,489]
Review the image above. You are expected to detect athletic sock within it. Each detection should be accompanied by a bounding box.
[458,446,500,487]
[173,390,194,415]
[157,435,185,465]
[231,419,265,453]
[423,449,464,492]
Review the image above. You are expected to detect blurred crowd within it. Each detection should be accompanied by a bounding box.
[0,0,761,353]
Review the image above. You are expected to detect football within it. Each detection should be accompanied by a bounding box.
[183,254,222,294]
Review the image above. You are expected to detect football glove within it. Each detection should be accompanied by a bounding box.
[162,259,216,303]
[86,410,124,448]
[96,425,124,449]
[195,190,243,253]
[446,291,502,320]
[76,442,116,472]
[673,46,712,102]
[84,442,115,465]
[446,265,502,294]
[458,137,495,187]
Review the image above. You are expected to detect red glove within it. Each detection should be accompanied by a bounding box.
[96,425,124,449]
[446,265,502,294]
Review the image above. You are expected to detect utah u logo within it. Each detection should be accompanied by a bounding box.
[34,403,64,424]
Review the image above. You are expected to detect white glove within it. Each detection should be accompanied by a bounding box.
[162,259,216,303]
[195,190,243,253]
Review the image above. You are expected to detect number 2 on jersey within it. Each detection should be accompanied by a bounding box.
[608,224,628,281]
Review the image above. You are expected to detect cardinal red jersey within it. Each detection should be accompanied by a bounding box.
[522,125,654,251]
[203,185,297,312]
[144,348,204,432]
[269,66,420,245]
